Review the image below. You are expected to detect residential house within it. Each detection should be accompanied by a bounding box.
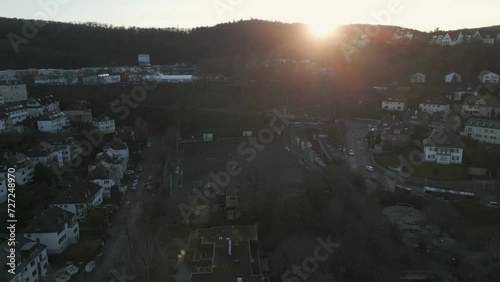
[82,74,121,85]
[88,164,115,197]
[0,102,29,124]
[377,115,411,148]
[0,113,13,133]
[449,88,478,101]
[444,72,462,83]
[382,96,407,111]
[0,153,34,185]
[51,180,104,220]
[0,82,28,102]
[37,111,70,133]
[64,103,93,123]
[353,33,371,47]
[26,142,64,168]
[93,115,115,134]
[479,70,499,84]
[423,129,464,165]
[22,206,79,254]
[115,126,135,144]
[462,96,500,118]
[429,32,463,46]
[402,110,430,128]
[26,95,60,118]
[0,237,49,282]
[47,128,83,164]
[410,72,426,83]
[464,118,500,145]
[0,94,4,105]
[419,96,451,115]
[103,138,129,168]
[88,150,126,187]
[392,29,413,41]
[430,112,461,131]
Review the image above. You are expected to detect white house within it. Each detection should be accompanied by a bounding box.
[26,95,60,118]
[443,72,462,83]
[0,102,29,124]
[103,138,129,168]
[449,88,478,101]
[37,111,70,133]
[0,153,34,185]
[22,206,79,255]
[47,128,84,165]
[64,103,93,123]
[26,142,64,168]
[382,96,407,111]
[93,115,115,134]
[89,165,116,197]
[88,150,126,187]
[0,237,49,282]
[464,118,500,145]
[410,72,426,83]
[423,129,463,165]
[51,180,104,220]
[392,29,413,41]
[419,96,451,115]
[0,83,28,102]
[138,54,151,66]
[479,70,499,83]
[462,96,500,118]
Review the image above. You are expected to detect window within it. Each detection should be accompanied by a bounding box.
[58,234,67,244]
[32,269,37,276]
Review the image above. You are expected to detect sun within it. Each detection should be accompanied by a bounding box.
[308,21,336,37]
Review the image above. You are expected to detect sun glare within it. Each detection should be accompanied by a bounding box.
[308,21,336,37]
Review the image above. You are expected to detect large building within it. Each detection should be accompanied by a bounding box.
[37,111,70,133]
[22,206,80,255]
[26,142,64,168]
[26,95,60,118]
[64,103,93,123]
[423,130,463,165]
[464,118,500,145]
[382,96,407,111]
[0,237,49,282]
[419,96,451,115]
[93,115,115,134]
[51,180,104,220]
[186,225,268,282]
[0,153,34,185]
[138,54,151,66]
[0,102,29,124]
[0,82,28,102]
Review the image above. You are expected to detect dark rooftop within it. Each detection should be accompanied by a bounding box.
[23,206,75,234]
[51,180,101,205]
[423,129,463,148]
[0,237,47,281]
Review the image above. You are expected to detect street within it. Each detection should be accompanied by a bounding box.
[75,134,165,281]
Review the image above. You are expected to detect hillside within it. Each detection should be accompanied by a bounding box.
[1,17,500,84]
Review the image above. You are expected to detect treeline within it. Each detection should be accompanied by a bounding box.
[2,17,500,84]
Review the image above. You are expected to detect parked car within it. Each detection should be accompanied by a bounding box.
[349,150,354,156]
[66,265,78,276]
[487,201,499,208]
[125,170,134,175]
[365,165,374,172]
[148,175,153,180]
[85,261,96,273]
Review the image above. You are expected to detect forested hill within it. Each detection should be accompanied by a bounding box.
[1,16,500,83]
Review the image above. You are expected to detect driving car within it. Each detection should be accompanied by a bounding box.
[365,165,374,172]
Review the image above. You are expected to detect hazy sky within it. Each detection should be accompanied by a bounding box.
[0,0,499,32]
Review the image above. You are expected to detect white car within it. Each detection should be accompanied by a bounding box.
[65,264,78,276]
[132,180,138,190]
[365,165,374,172]
[349,150,354,156]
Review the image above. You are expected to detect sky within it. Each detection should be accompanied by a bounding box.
[0,0,499,32]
